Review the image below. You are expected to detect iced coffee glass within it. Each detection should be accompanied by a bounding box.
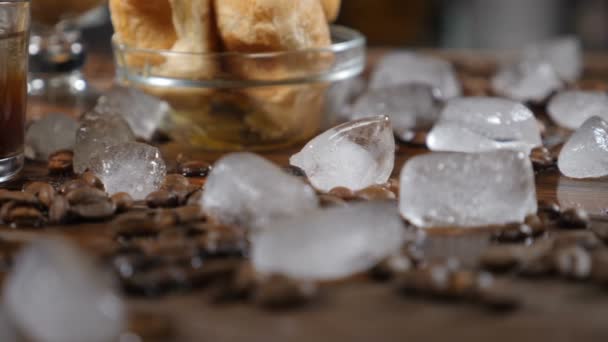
[0,0,29,182]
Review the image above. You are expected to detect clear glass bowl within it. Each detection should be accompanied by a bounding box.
[112,25,366,151]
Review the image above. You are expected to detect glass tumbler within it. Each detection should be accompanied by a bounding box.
[0,0,29,182]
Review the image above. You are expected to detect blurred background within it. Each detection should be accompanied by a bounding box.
[82,0,608,51]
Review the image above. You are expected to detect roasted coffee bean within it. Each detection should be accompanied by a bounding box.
[355,185,396,201]
[328,187,357,200]
[146,190,179,209]
[178,160,212,178]
[162,174,190,192]
[318,194,347,208]
[6,206,46,227]
[23,182,55,208]
[48,150,74,175]
[0,190,39,206]
[530,147,556,171]
[590,217,608,243]
[446,270,477,298]
[71,200,116,220]
[552,230,601,251]
[59,179,89,195]
[127,311,174,341]
[558,208,590,229]
[66,187,107,205]
[173,205,205,224]
[370,253,413,281]
[493,223,533,243]
[211,262,258,302]
[186,189,203,206]
[283,165,306,178]
[111,192,134,213]
[554,246,592,280]
[49,195,70,225]
[538,200,562,223]
[81,170,105,191]
[0,201,17,224]
[590,250,608,285]
[525,215,547,237]
[254,274,318,309]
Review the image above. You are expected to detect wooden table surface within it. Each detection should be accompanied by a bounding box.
[4,50,608,342]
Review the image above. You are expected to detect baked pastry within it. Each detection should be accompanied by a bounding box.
[109,0,177,66]
[320,0,341,22]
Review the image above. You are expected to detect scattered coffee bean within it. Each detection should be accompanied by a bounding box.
[81,170,105,191]
[178,160,212,178]
[173,205,205,224]
[66,187,107,204]
[530,147,556,171]
[6,206,46,227]
[558,208,590,230]
[446,270,477,298]
[0,190,39,206]
[48,150,74,175]
[355,185,396,201]
[554,246,592,280]
[67,187,115,220]
[328,187,357,200]
[146,190,179,209]
[318,194,347,207]
[49,195,70,225]
[254,274,318,309]
[23,182,55,208]
[370,253,413,281]
[283,165,306,178]
[538,200,562,224]
[59,179,89,195]
[525,215,547,237]
[111,192,134,213]
[0,201,18,224]
[493,223,533,243]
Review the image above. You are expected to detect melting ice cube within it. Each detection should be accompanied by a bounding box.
[523,36,583,83]
[95,85,170,141]
[547,90,608,130]
[88,142,166,200]
[492,59,563,103]
[4,238,125,342]
[290,116,395,192]
[370,52,461,99]
[399,150,537,228]
[427,97,542,154]
[558,116,608,179]
[73,111,136,174]
[201,153,318,228]
[351,83,441,140]
[252,202,410,281]
[25,113,79,161]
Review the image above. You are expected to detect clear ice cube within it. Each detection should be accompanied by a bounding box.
[4,238,125,342]
[95,85,171,141]
[558,116,608,179]
[25,113,79,161]
[73,111,136,174]
[426,97,542,154]
[351,84,441,140]
[523,36,583,83]
[547,90,608,130]
[399,150,537,228]
[370,52,461,99]
[88,142,167,200]
[201,153,318,228]
[492,59,563,103]
[290,116,395,192]
[251,202,410,281]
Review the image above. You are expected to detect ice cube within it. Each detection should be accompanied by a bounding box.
[492,59,563,103]
[73,111,136,174]
[351,84,441,140]
[290,116,395,192]
[547,90,608,130]
[25,113,79,160]
[426,97,542,154]
[523,36,583,82]
[326,77,367,121]
[4,238,125,342]
[88,142,166,200]
[201,153,318,228]
[95,85,170,141]
[370,52,461,99]
[399,151,537,228]
[251,202,410,281]
[558,116,608,179]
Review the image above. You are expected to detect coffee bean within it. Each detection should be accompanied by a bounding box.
[111,192,134,213]
[328,187,356,200]
[283,165,306,178]
[59,179,89,195]
[71,200,116,220]
[6,206,46,227]
[0,202,18,224]
[0,190,39,206]
[178,160,212,178]
[538,200,561,222]
[127,311,174,341]
[162,174,190,192]
[48,150,74,175]
[254,274,318,309]
[66,187,107,205]
[112,213,161,241]
[23,182,55,208]
[146,190,179,209]
[81,170,105,191]
[173,205,205,224]
[446,270,477,298]
[525,215,547,237]
[554,246,592,280]
[530,147,556,171]
[186,189,203,206]
[558,208,590,229]
[318,194,347,208]
[355,185,396,201]
[49,195,70,225]
[493,223,533,243]
[370,253,413,281]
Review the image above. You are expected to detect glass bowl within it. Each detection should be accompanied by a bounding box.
[112,25,366,151]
